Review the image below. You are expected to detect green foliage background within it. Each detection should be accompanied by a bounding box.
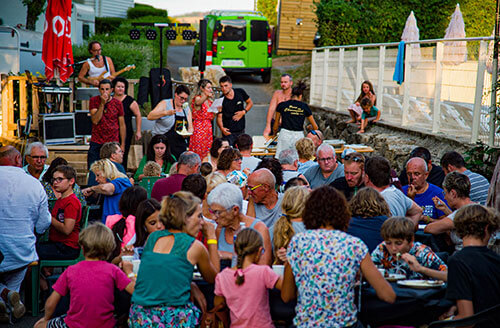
[315,0,495,47]
[257,0,278,26]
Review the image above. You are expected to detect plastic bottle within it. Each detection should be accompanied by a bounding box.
[231,222,246,267]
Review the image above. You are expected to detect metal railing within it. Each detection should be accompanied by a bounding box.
[310,37,497,145]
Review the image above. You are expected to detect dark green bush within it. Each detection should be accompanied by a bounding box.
[315,0,361,46]
[127,4,168,19]
[96,17,123,35]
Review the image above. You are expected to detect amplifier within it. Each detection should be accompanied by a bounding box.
[39,113,76,145]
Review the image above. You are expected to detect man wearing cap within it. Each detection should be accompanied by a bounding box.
[330,152,365,200]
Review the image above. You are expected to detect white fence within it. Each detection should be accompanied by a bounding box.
[310,37,497,145]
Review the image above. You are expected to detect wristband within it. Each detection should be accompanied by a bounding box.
[207,239,218,245]
[128,273,136,278]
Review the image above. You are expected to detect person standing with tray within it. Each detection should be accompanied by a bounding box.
[147,85,193,160]
[272,81,318,158]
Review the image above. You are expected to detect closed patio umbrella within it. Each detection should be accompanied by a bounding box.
[443,3,467,65]
[401,11,421,65]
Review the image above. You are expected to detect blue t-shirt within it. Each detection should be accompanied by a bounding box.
[101,177,133,222]
[361,106,379,120]
[402,183,447,219]
[347,215,388,253]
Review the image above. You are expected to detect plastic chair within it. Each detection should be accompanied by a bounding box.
[428,303,500,327]
[139,176,162,198]
[31,206,90,316]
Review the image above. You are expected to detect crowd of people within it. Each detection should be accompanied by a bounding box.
[0,41,499,327]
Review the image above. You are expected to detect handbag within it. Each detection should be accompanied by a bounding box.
[199,302,230,328]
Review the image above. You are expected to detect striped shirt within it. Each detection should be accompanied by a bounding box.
[462,169,490,205]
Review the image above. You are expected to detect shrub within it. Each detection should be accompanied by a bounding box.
[96,17,123,35]
[314,0,361,46]
[127,4,168,19]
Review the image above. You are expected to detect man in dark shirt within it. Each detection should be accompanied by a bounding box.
[445,204,500,326]
[330,152,365,200]
[399,147,445,188]
[217,75,253,146]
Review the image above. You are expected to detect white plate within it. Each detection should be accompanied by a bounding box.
[221,59,245,67]
[397,280,445,289]
[344,144,367,149]
[385,273,406,282]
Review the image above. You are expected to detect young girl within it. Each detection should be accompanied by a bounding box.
[358,97,380,133]
[214,228,283,328]
[34,223,135,328]
[347,80,377,124]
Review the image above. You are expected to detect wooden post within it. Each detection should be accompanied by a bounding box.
[432,42,443,133]
[471,41,488,142]
[1,75,8,138]
[32,83,39,131]
[336,48,344,112]
[19,79,27,123]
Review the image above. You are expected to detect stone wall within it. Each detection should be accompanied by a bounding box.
[311,107,475,172]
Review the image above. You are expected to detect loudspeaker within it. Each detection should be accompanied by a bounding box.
[149,68,172,109]
[75,110,93,136]
[137,76,150,106]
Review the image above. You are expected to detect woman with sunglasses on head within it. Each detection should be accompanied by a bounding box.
[207,183,272,269]
[147,85,194,159]
[272,81,318,158]
[216,147,246,177]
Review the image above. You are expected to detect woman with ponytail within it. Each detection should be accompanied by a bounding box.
[214,228,283,327]
[272,80,318,158]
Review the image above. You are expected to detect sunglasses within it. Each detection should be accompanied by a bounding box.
[344,154,365,163]
[246,184,263,191]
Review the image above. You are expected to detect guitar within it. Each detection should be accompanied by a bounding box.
[88,64,136,81]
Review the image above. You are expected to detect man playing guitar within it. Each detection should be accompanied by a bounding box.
[78,41,115,87]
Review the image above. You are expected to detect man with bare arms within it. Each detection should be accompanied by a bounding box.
[263,74,293,138]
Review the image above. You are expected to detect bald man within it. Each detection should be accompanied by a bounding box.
[246,168,283,228]
[0,146,51,319]
[402,157,449,221]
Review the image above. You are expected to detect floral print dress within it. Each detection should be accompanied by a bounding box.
[188,98,214,159]
[287,229,368,328]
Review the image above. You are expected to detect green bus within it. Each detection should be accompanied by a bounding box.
[192,10,272,83]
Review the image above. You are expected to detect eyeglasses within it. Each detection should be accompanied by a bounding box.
[51,177,67,183]
[91,47,102,52]
[29,155,47,160]
[208,206,233,217]
[233,157,243,162]
[246,184,263,192]
[344,154,365,163]
[310,130,318,136]
[317,157,334,163]
[177,95,188,101]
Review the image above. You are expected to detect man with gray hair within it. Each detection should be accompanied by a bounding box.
[151,151,201,201]
[207,182,272,265]
[246,168,283,227]
[402,157,448,221]
[304,144,344,189]
[23,141,49,180]
[279,149,306,185]
[0,146,51,320]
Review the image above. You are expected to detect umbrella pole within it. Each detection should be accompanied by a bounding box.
[489,0,500,146]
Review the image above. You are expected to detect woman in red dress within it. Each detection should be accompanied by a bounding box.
[189,79,214,159]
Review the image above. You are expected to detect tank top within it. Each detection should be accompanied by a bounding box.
[218,219,261,253]
[152,99,176,136]
[87,58,110,78]
[131,230,195,306]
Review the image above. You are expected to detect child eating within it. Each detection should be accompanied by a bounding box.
[371,216,447,281]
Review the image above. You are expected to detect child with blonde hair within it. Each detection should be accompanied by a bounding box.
[34,223,135,328]
[142,161,162,177]
[214,228,283,327]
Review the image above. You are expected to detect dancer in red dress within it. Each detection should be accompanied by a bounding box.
[189,79,215,159]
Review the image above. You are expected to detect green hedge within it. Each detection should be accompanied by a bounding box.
[127,4,168,19]
[96,17,123,35]
[316,0,494,46]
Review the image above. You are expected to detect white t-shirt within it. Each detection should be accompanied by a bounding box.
[380,185,413,217]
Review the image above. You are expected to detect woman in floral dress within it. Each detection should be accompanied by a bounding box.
[189,79,214,159]
[281,186,396,328]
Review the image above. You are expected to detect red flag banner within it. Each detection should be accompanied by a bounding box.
[42,0,73,82]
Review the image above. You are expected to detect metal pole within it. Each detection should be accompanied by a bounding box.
[489,0,500,145]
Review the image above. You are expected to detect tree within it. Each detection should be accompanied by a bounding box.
[22,0,46,31]
[257,0,277,26]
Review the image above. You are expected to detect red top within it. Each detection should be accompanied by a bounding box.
[50,193,82,249]
[150,174,186,202]
[89,96,124,144]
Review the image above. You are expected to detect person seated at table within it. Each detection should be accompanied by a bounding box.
[282,186,395,327]
[295,137,316,174]
[41,157,86,206]
[347,187,390,253]
[402,157,449,222]
[246,168,284,228]
[200,162,213,177]
[372,216,448,281]
[134,134,176,181]
[37,165,83,261]
[203,137,230,169]
[207,183,272,266]
[254,158,284,191]
[330,152,366,201]
[105,186,147,262]
[271,186,309,264]
[358,98,380,134]
[129,191,219,327]
[279,149,307,186]
[445,204,500,322]
[214,228,283,328]
[131,199,163,258]
[34,223,135,328]
[202,172,227,221]
[216,147,247,177]
[235,133,261,173]
[142,161,162,177]
[23,141,50,181]
[82,159,133,223]
[399,146,446,188]
[284,176,310,191]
